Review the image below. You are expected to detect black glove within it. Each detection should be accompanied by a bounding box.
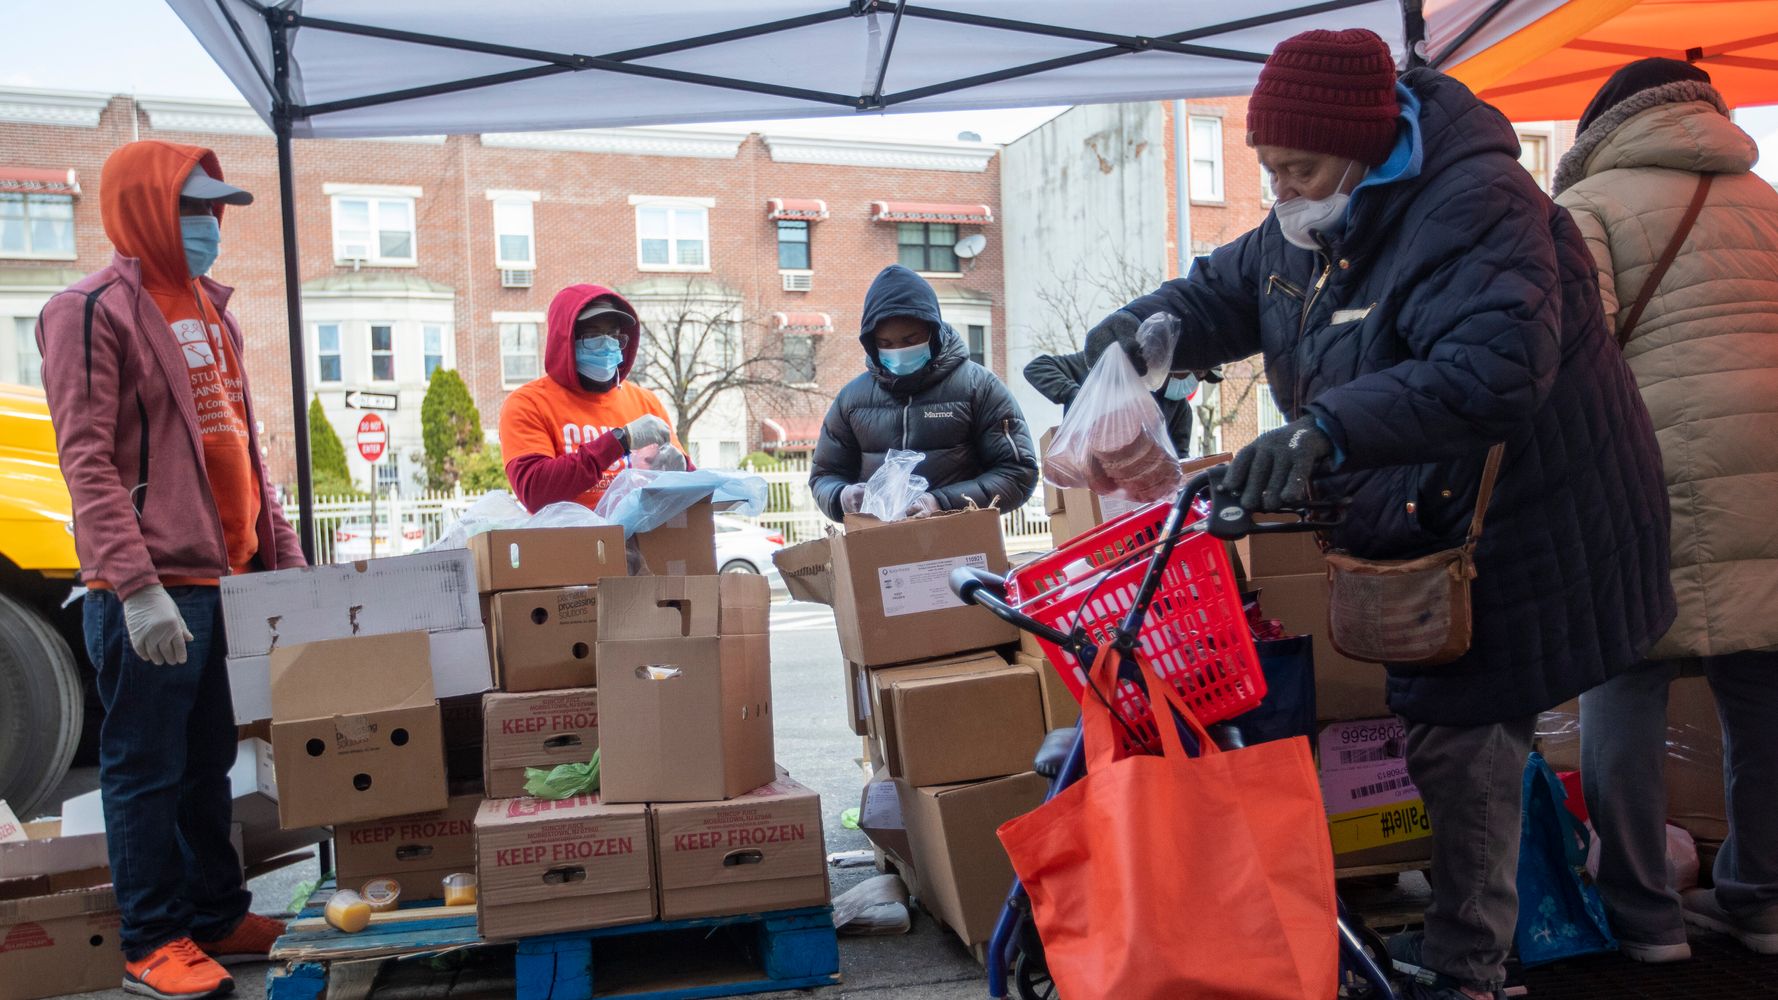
[1084,310,1146,377]
[1224,415,1333,511]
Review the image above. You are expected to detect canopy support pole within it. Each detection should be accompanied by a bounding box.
[267,4,316,565]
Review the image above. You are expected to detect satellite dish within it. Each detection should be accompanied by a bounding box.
[954,233,988,259]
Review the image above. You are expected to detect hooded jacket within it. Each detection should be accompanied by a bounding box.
[499,283,679,510]
[1555,81,1778,660]
[36,140,303,598]
[1022,350,1197,454]
[810,265,1038,520]
[1122,69,1675,726]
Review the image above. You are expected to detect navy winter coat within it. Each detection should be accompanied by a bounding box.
[811,265,1039,521]
[1124,70,1675,726]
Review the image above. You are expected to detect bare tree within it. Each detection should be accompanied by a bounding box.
[624,276,822,446]
[1193,358,1267,457]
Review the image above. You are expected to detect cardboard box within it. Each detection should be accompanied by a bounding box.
[844,659,872,737]
[597,575,775,803]
[482,689,600,800]
[0,820,108,894]
[651,770,829,920]
[896,773,1047,946]
[1016,652,1080,731]
[773,507,1016,667]
[1317,718,1433,869]
[882,662,1045,787]
[474,795,653,939]
[334,793,480,901]
[1248,573,1388,722]
[486,587,600,692]
[1234,522,1327,580]
[858,768,915,872]
[470,525,626,594]
[0,877,123,1000]
[222,550,493,724]
[868,652,1023,780]
[269,632,448,829]
[636,500,717,576]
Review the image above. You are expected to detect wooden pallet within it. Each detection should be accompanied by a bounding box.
[266,889,840,1000]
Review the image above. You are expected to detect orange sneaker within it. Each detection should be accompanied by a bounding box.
[195,912,286,965]
[123,937,234,999]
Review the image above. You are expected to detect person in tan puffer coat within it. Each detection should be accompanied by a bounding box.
[1555,58,1778,963]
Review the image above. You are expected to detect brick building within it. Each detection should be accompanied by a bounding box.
[0,86,1005,492]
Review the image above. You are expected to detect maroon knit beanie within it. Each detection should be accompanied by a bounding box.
[1248,28,1399,167]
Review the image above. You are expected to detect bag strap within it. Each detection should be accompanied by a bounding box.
[1462,443,1506,553]
[1617,173,1713,348]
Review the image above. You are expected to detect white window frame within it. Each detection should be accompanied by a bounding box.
[629,195,714,273]
[1257,383,1288,434]
[1189,382,1224,459]
[1188,115,1225,203]
[1516,124,1556,193]
[422,323,448,381]
[487,189,539,269]
[0,192,77,261]
[314,322,343,384]
[495,312,545,389]
[325,183,421,267]
[781,332,817,388]
[368,323,397,384]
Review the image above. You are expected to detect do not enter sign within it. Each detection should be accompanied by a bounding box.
[356,413,388,463]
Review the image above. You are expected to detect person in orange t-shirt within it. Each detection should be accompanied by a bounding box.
[500,283,687,510]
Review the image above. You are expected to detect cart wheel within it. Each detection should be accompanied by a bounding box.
[1014,951,1058,1000]
[1340,921,1395,998]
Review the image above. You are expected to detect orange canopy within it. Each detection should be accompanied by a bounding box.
[1440,0,1778,120]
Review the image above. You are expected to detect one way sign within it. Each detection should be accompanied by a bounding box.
[344,390,399,411]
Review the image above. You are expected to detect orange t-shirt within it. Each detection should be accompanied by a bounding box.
[498,377,680,509]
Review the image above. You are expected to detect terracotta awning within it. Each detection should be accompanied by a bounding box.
[766,198,828,221]
[774,311,832,333]
[870,200,992,224]
[0,167,79,195]
[760,416,824,451]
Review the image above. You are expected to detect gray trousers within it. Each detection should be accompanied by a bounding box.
[1405,716,1537,991]
[1580,652,1778,943]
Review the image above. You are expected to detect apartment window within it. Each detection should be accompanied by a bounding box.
[634,201,709,270]
[491,196,535,268]
[375,461,402,493]
[1518,134,1551,192]
[898,223,958,273]
[1257,387,1288,434]
[783,334,816,385]
[0,193,75,258]
[331,196,415,264]
[1189,116,1224,202]
[501,322,540,386]
[423,324,446,380]
[315,323,342,383]
[369,324,395,382]
[13,317,42,387]
[966,324,986,367]
[777,220,810,270]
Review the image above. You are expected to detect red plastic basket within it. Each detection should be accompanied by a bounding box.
[1008,499,1265,751]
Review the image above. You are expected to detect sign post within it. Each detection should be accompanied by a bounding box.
[356,413,388,559]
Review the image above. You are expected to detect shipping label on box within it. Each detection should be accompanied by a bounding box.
[474,795,653,940]
[488,587,600,692]
[482,689,599,799]
[335,793,481,900]
[652,771,829,920]
[0,883,124,1000]
[876,553,990,618]
[1318,719,1432,859]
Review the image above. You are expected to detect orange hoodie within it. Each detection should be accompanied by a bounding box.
[99,140,259,581]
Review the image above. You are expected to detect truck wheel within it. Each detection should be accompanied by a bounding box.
[0,591,84,817]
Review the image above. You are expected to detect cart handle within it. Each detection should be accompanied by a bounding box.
[948,566,1075,649]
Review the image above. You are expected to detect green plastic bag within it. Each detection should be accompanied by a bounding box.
[841,807,861,830]
[524,750,600,799]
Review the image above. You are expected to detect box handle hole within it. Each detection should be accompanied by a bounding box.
[572,642,590,659]
[544,734,583,750]
[722,850,764,867]
[542,866,586,885]
[531,607,550,625]
[353,773,373,791]
[390,728,410,747]
[395,845,435,860]
[306,739,326,757]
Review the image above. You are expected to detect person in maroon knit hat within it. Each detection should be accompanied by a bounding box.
[1087,27,1675,1000]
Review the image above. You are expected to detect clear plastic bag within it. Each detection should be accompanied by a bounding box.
[831,874,912,936]
[423,490,529,551]
[860,449,929,522]
[592,468,770,537]
[1042,345,1181,503]
[1133,313,1183,392]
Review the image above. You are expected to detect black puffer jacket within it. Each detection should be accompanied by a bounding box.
[1122,69,1674,726]
[1022,350,1196,454]
[811,265,1039,521]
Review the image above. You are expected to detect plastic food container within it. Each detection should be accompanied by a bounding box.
[324,890,371,933]
[442,873,478,907]
[361,878,401,913]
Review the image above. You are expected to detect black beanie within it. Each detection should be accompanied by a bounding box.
[1579,58,1713,133]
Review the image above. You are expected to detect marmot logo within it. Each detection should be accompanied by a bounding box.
[922,410,958,419]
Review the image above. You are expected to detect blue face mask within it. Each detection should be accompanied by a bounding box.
[575,335,623,385]
[878,342,931,377]
[1163,375,1198,401]
[181,214,221,278]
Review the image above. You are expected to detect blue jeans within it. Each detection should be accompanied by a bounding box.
[84,586,250,960]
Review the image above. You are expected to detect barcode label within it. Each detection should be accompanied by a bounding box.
[1338,747,1394,765]
[1351,776,1414,800]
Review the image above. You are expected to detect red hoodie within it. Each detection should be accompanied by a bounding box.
[499,284,682,510]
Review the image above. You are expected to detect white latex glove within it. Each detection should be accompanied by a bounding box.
[122,584,192,666]
[840,483,867,514]
[623,414,672,451]
[651,444,687,472]
[904,493,941,519]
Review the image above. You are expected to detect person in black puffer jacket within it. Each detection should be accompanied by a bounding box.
[811,264,1038,521]
[1087,30,1673,1000]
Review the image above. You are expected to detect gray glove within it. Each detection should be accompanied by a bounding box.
[1084,310,1146,376]
[839,483,867,514]
[622,414,672,451]
[651,444,687,472]
[1224,415,1333,511]
[904,493,941,519]
[122,583,192,666]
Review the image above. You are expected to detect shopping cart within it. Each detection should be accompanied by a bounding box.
[949,466,1397,1000]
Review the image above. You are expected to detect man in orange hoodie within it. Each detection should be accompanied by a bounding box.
[37,141,300,999]
[500,283,686,510]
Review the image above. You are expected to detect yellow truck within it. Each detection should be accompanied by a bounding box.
[0,382,87,817]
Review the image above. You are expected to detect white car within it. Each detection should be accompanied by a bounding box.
[713,516,785,579]
[331,520,427,562]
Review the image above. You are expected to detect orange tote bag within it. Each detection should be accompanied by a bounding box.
[997,647,1339,1000]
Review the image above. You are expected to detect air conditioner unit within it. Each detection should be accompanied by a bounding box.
[782,272,813,292]
[501,268,535,288]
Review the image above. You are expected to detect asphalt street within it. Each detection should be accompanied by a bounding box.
[43,601,994,1000]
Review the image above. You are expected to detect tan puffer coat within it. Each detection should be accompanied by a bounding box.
[1555,80,1778,659]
